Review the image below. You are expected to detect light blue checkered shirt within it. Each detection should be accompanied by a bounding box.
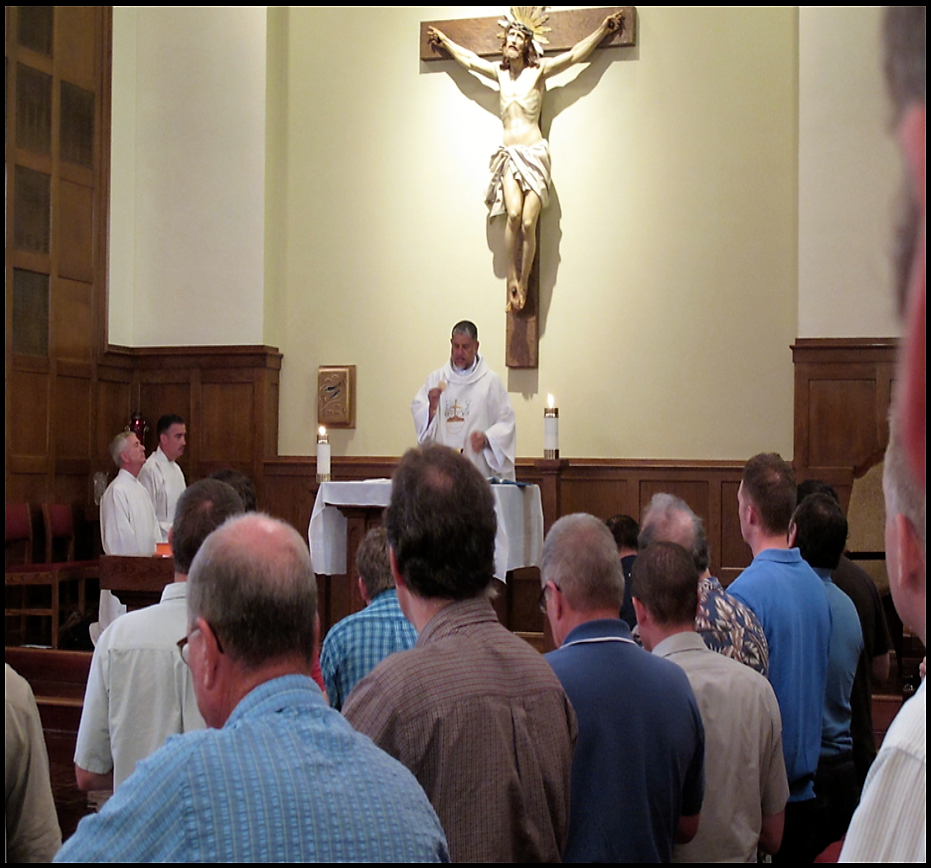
[56,675,448,862]
[321,589,417,710]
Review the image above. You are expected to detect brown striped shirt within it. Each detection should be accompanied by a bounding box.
[344,597,577,863]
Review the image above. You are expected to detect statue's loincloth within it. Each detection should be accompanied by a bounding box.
[485,140,551,218]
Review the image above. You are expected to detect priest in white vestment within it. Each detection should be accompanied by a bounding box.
[412,321,517,480]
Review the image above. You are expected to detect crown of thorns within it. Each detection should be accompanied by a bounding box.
[498,6,551,58]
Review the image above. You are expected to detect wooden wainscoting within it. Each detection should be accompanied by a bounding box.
[792,338,898,502]
[538,459,750,585]
[264,456,751,588]
[98,345,281,506]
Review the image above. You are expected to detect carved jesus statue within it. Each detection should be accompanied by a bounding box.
[429,7,624,312]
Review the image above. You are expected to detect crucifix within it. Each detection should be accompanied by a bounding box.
[420,6,637,367]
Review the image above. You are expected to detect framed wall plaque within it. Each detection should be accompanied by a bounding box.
[317,365,356,428]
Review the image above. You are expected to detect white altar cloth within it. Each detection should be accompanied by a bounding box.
[308,479,543,581]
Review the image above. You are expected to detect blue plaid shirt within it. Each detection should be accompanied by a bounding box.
[56,675,448,862]
[321,589,417,710]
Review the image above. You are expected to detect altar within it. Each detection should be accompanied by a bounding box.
[308,479,544,581]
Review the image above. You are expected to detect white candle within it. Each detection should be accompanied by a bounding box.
[316,426,331,481]
[544,394,559,459]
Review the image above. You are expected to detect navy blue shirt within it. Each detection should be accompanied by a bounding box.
[546,619,705,862]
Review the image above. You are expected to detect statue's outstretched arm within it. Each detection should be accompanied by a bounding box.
[428,26,498,81]
[541,11,624,78]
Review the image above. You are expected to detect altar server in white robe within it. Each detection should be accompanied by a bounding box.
[93,431,160,642]
[412,321,517,480]
[138,413,188,542]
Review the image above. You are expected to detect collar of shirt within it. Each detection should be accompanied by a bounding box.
[418,596,499,645]
[652,630,709,659]
[753,547,803,565]
[159,582,188,605]
[560,618,635,648]
[153,446,175,467]
[225,674,324,730]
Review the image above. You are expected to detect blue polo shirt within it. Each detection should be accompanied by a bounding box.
[729,548,831,801]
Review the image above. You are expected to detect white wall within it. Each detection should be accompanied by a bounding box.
[797,5,902,338]
[109,6,267,346]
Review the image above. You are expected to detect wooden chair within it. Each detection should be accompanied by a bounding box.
[5,505,94,648]
[42,503,76,564]
[5,503,35,567]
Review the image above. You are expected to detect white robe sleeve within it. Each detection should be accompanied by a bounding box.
[411,371,443,445]
[482,376,517,479]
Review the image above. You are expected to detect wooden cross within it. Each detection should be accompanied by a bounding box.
[420,7,637,368]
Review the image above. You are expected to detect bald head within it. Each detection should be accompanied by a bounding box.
[187,514,317,670]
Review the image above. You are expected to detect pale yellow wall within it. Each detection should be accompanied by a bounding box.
[109,7,903,462]
[274,6,797,459]
[798,6,902,338]
[108,6,267,346]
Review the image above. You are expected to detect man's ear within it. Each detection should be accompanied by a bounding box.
[787,523,798,548]
[541,581,564,622]
[357,576,370,606]
[195,616,223,690]
[632,597,648,629]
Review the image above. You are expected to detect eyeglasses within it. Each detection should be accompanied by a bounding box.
[538,581,560,613]
[177,624,224,666]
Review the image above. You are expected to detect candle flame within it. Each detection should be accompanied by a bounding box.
[547,394,555,409]
[318,426,327,438]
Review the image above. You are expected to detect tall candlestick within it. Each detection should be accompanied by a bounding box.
[544,394,559,460]
[316,426,331,482]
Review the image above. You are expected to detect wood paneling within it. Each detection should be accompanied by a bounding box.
[6,7,111,510]
[118,346,282,503]
[201,381,255,464]
[56,6,99,88]
[52,373,91,463]
[95,368,132,463]
[264,456,751,585]
[792,339,897,489]
[57,180,94,281]
[52,279,93,360]
[9,368,50,459]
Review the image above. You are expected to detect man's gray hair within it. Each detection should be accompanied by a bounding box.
[187,513,317,669]
[638,493,710,573]
[108,431,134,468]
[451,320,478,342]
[541,513,625,612]
[884,415,926,558]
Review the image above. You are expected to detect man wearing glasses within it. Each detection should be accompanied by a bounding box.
[58,513,448,863]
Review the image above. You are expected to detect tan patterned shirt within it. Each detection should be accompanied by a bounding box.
[343,596,577,862]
